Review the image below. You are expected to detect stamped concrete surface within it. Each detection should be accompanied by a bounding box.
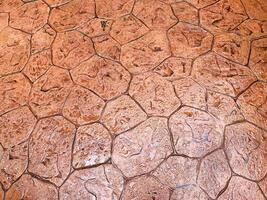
[0,0,267,199]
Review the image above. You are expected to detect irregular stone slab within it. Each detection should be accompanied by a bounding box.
[49,0,95,32]
[5,174,58,200]
[171,185,210,200]
[225,122,267,180]
[171,2,198,25]
[129,72,180,116]
[0,27,30,77]
[0,0,23,12]
[259,177,267,197]
[52,31,95,70]
[153,156,198,189]
[198,150,231,199]
[43,0,71,7]
[121,30,171,74]
[0,13,8,31]
[71,55,130,100]
[9,0,49,33]
[133,0,177,30]
[110,14,149,45]
[29,116,75,186]
[112,117,172,177]
[121,175,170,200]
[168,22,213,58]
[186,0,218,8]
[72,123,112,168]
[0,73,31,115]
[241,0,267,21]
[218,176,265,200]
[29,66,73,118]
[191,52,256,97]
[101,95,147,135]
[60,164,124,199]
[169,107,224,157]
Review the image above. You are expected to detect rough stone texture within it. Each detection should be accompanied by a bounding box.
[43,0,71,7]
[169,107,224,157]
[112,117,172,177]
[71,55,130,100]
[0,0,23,12]
[186,0,218,8]
[171,2,199,25]
[28,116,75,186]
[241,0,267,21]
[0,187,2,200]
[129,72,180,116]
[259,177,267,197]
[171,185,210,200]
[225,122,267,181]
[101,95,147,135]
[168,22,213,58]
[72,123,112,169]
[60,164,124,199]
[0,13,8,32]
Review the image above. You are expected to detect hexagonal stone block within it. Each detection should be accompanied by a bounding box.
[60,164,124,199]
[225,122,267,180]
[171,1,198,25]
[168,22,213,58]
[241,0,267,21]
[171,185,209,200]
[71,55,130,100]
[72,123,112,169]
[186,0,218,8]
[169,107,224,157]
[112,117,172,177]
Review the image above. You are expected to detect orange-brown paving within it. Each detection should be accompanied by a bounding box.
[0,0,267,199]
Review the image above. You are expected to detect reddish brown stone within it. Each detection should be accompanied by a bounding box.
[241,0,267,21]
[0,13,8,32]
[60,164,124,199]
[129,72,180,116]
[171,185,210,200]
[0,0,22,12]
[0,187,2,200]
[43,0,71,7]
[112,117,172,177]
[101,95,147,135]
[171,2,199,25]
[71,55,130,100]
[259,177,267,197]
[186,0,218,8]
[168,22,213,58]
[72,123,111,168]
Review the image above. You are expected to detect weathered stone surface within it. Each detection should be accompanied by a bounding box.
[121,31,171,74]
[71,55,130,100]
[0,187,2,200]
[241,0,267,21]
[60,164,124,199]
[112,117,172,177]
[49,0,95,32]
[171,185,210,200]
[122,175,170,200]
[9,0,49,33]
[52,31,95,70]
[0,0,22,12]
[218,176,265,200]
[225,122,267,180]
[259,176,267,197]
[172,2,199,25]
[43,0,71,7]
[101,95,147,135]
[0,73,31,115]
[129,72,180,116]
[168,22,213,58]
[192,52,256,97]
[0,13,8,32]
[169,107,224,157]
[0,27,30,77]
[5,174,58,200]
[72,123,111,168]
[186,0,218,8]
[29,116,75,186]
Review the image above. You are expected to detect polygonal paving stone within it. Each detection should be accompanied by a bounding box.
[71,55,130,100]
[237,82,267,130]
[199,0,247,33]
[110,14,149,45]
[218,176,265,200]
[153,156,198,189]
[60,164,124,199]
[28,116,75,186]
[29,66,73,118]
[121,30,171,74]
[9,0,49,33]
[191,52,256,97]
[197,150,231,199]
[171,185,210,200]
[186,0,219,8]
[5,174,58,200]
[43,0,71,7]
[225,122,267,180]
[133,0,177,30]
[259,177,267,197]
[101,95,147,135]
[168,22,213,58]
[129,72,181,116]
[0,73,31,115]
[0,13,8,32]
[112,117,172,177]
[0,27,30,77]
[49,0,95,32]
[169,107,224,157]
[52,31,95,70]
[62,86,105,125]
[121,175,170,200]
[213,33,250,65]
[72,123,112,169]
[0,0,22,12]
[241,0,267,21]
